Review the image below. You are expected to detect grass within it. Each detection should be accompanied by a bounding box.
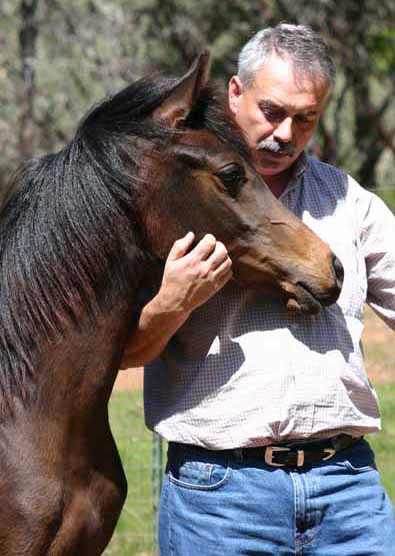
[363,307,395,385]
[104,390,156,556]
[104,382,395,556]
[369,383,395,501]
[375,187,395,214]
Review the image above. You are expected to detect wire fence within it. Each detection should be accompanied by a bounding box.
[105,386,164,556]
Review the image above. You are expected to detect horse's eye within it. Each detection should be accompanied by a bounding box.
[215,164,247,198]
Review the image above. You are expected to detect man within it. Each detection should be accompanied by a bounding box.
[121,24,395,555]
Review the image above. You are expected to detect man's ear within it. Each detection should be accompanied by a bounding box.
[152,50,211,128]
[228,75,244,117]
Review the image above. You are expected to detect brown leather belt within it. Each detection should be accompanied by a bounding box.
[169,435,363,468]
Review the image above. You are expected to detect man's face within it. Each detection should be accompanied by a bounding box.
[228,54,329,178]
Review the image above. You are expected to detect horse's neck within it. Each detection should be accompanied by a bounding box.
[35,285,138,418]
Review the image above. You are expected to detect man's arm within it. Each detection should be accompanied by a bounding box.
[362,189,395,331]
[120,231,232,368]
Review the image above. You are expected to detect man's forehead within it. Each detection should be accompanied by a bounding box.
[249,54,329,96]
[248,64,329,110]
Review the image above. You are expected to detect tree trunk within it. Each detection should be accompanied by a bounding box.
[18,0,39,162]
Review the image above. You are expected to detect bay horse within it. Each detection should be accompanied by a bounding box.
[0,52,343,555]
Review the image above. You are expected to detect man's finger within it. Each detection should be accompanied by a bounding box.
[206,241,231,271]
[214,268,233,291]
[189,234,217,260]
[214,258,233,280]
[167,232,195,261]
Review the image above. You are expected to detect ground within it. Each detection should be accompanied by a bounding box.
[115,366,144,390]
[362,306,394,385]
[114,306,395,391]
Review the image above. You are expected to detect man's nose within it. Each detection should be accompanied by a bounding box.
[273,116,293,143]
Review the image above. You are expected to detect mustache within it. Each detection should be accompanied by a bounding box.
[256,139,296,156]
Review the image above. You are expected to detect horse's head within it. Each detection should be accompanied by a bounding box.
[78,51,342,315]
[136,52,343,314]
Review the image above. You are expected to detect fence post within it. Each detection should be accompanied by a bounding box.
[152,432,163,554]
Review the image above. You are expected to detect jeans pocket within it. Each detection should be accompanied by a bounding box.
[336,440,377,474]
[168,459,232,491]
[339,459,377,474]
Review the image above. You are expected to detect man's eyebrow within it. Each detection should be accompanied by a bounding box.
[258,100,285,110]
[258,100,320,116]
[301,109,319,115]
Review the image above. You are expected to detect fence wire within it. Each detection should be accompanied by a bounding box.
[105,388,165,556]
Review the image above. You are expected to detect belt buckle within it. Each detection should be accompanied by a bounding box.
[265,446,291,467]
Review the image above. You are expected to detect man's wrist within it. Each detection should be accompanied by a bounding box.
[149,290,191,326]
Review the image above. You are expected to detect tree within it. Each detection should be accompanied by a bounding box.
[18,0,40,162]
[0,0,394,198]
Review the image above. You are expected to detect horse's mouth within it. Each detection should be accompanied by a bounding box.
[284,282,323,315]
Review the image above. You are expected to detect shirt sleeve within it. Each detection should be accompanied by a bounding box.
[360,188,395,331]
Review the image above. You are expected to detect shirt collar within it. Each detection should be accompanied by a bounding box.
[279,152,309,199]
[293,152,309,179]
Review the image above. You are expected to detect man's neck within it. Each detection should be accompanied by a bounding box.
[263,167,293,199]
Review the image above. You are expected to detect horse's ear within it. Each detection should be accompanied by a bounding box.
[152,50,211,127]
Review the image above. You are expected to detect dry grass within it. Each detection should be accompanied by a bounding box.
[363,306,395,385]
[115,367,143,390]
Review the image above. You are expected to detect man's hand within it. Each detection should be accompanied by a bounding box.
[156,231,233,315]
[120,232,232,368]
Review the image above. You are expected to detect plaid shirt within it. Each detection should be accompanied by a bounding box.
[144,155,395,449]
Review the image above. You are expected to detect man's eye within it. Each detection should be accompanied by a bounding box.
[295,114,316,125]
[261,107,284,122]
[215,164,247,198]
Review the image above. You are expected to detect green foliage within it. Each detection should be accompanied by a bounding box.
[367,28,395,75]
[0,0,394,195]
[375,188,395,214]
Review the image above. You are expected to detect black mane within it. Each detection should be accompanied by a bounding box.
[0,73,249,409]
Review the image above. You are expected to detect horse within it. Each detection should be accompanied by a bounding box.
[0,51,343,555]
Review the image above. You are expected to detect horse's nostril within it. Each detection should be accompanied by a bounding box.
[332,255,344,287]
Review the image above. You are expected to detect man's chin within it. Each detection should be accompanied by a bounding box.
[254,152,297,176]
[254,159,292,177]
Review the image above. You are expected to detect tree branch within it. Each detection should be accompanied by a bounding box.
[18,0,40,160]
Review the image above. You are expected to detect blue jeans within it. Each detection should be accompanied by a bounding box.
[159,439,395,555]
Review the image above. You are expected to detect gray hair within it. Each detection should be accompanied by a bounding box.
[238,24,336,88]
